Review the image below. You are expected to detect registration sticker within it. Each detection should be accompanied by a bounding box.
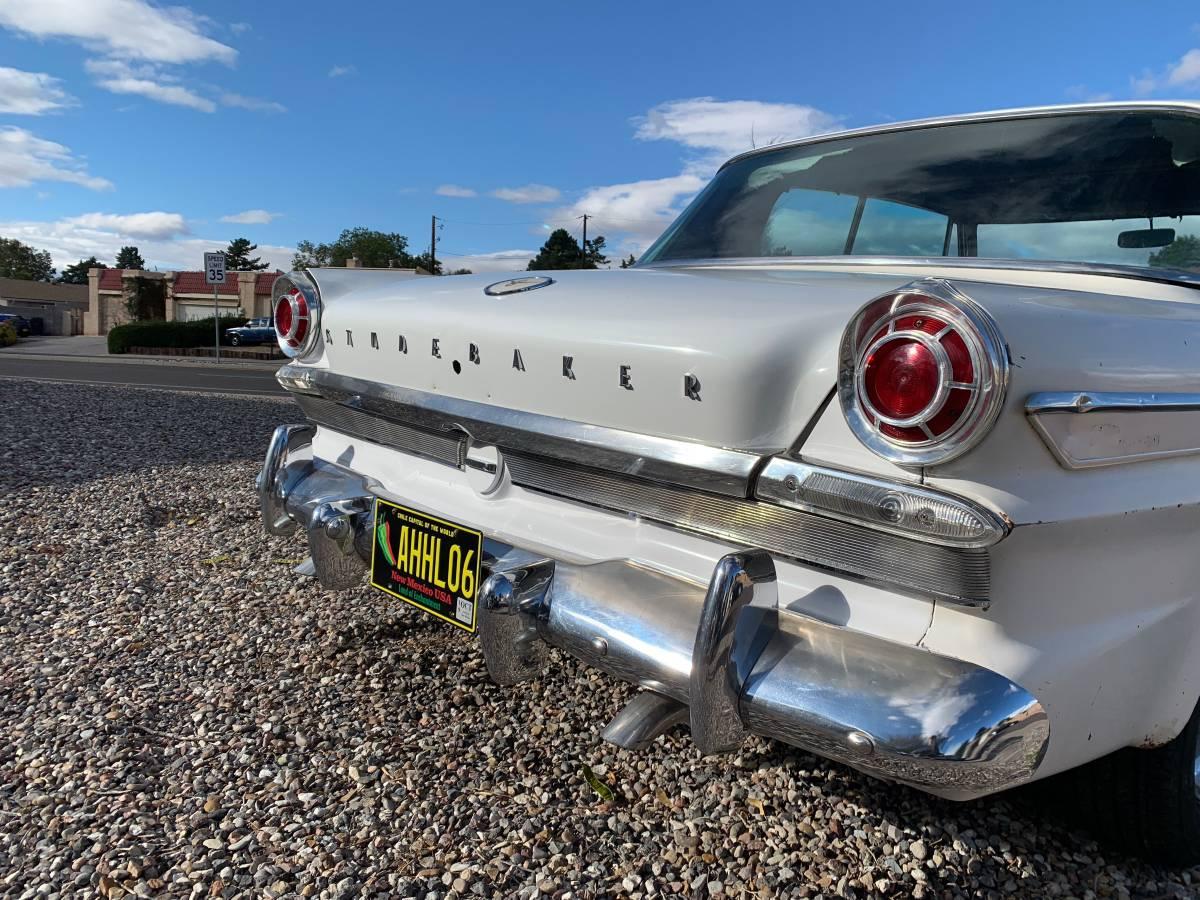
[369,499,483,633]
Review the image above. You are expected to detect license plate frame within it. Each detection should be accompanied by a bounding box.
[369,498,483,633]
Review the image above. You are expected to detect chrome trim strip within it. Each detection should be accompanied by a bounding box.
[1026,391,1200,469]
[756,457,1010,548]
[293,393,464,467]
[276,364,764,497]
[504,452,990,605]
[719,101,1200,169]
[1026,391,1200,415]
[638,255,1200,290]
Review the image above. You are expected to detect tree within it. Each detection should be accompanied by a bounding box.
[124,276,165,321]
[527,229,586,270]
[448,268,473,275]
[1149,235,1200,272]
[224,237,269,271]
[58,256,106,284]
[115,246,145,270]
[0,237,55,281]
[619,253,637,269]
[292,227,415,269]
[584,236,609,268]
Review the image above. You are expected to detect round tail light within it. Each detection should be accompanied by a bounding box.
[838,280,1008,466]
[272,272,321,359]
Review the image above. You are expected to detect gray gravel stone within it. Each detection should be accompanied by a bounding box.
[0,379,1198,898]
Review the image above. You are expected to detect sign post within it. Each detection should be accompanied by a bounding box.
[204,252,226,362]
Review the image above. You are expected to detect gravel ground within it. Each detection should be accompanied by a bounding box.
[2,378,1199,899]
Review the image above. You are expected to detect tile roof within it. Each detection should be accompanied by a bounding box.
[96,269,282,295]
[171,271,240,296]
[255,272,280,295]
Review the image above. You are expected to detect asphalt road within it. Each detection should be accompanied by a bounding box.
[0,356,286,396]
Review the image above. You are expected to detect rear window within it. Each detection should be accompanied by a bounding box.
[641,110,1200,275]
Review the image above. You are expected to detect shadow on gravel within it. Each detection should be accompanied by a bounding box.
[0,380,294,490]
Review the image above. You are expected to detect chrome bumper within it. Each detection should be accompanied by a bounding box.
[258,424,1049,801]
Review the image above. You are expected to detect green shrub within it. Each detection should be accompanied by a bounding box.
[0,322,16,347]
[107,316,248,354]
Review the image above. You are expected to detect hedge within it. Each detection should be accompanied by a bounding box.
[0,322,16,347]
[107,316,248,354]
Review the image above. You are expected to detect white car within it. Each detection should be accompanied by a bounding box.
[258,102,1200,862]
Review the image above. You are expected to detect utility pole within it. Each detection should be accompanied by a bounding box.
[578,213,591,254]
[430,215,438,275]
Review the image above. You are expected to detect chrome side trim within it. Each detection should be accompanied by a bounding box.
[504,452,990,605]
[1026,391,1200,415]
[638,255,1200,290]
[756,457,1010,548]
[276,364,763,497]
[1026,391,1200,469]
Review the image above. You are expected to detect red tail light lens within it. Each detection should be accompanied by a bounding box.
[272,274,321,358]
[838,280,1008,466]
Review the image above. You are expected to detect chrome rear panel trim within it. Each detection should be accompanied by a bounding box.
[278,364,763,497]
[504,453,990,605]
[294,393,464,467]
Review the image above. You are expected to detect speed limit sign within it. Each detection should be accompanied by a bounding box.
[204,252,226,284]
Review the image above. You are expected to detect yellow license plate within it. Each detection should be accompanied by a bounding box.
[369,498,482,633]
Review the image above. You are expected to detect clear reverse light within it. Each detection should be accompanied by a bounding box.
[756,457,1008,548]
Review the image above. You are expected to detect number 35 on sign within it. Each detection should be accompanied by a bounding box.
[204,252,226,284]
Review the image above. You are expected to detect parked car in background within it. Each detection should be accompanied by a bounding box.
[0,313,32,338]
[224,317,274,346]
[258,102,1200,862]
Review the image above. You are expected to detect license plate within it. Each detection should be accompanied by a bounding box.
[369,498,483,632]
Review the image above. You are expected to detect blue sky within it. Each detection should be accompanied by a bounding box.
[1,0,1199,274]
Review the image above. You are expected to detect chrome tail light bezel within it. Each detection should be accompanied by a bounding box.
[838,279,1009,467]
[273,270,322,359]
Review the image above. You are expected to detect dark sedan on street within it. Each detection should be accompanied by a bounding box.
[0,313,31,337]
[224,317,275,346]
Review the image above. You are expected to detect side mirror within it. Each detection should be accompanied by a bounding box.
[1118,228,1176,249]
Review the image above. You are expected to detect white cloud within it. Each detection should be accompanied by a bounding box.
[220,92,286,113]
[0,215,294,271]
[63,211,188,239]
[0,66,74,115]
[543,97,841,255]
[1168,48,1200,86]
[633,97,840,159]
[491,184,561,204]
[436,184,477,198]
[439,249,535,274]
[85,58,215,112]
[1129,44,1200,94]
[221,209,281,225]
[230,22,251,35]
[1064,84,1113,103]
[550,173,705,250]
[0,0,235,64]
[328,65,356,78]
[0,127,112,190]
